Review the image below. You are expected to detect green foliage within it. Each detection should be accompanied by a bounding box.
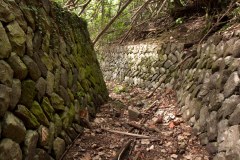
[175,17,183,24]
[113,85,127,94]
[51,0,147,44]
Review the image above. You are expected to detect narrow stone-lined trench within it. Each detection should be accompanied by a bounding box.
[63,81,210,160]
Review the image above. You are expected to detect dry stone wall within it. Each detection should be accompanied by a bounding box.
[99,32,240,159]
[0,0,108,159]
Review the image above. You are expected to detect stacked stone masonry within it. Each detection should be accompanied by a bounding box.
[99,32,240,159]
[0,0,108,159]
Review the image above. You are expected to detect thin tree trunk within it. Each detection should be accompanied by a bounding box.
[120,0,152,44]
[79,0,92,15]
[93,0,134,45]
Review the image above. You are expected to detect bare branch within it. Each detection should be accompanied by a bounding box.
[93,0,134,45]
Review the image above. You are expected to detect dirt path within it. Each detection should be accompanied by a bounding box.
[63,81,210,160]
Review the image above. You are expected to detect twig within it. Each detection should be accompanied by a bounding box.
[112,139,134,160]
[144,100,158,111]
[127,122,145,131]
[59,132,82,160]
[102,128,159,139]
[127,122,161,133]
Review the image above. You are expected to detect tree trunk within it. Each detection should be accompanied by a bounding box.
[93,0,134,45]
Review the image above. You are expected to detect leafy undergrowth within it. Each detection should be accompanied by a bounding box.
[63,81,210,160]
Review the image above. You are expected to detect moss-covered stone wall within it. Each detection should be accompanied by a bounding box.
[0,0,108,159]
[99,31,240,159]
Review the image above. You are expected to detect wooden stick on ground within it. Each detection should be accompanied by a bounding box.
[112,139,134,160]
[59,132,82,160]
[127,122,145,131]
[127,122,161,133]
[102,128,159,139]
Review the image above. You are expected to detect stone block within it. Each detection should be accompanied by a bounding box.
[50,93,65,111]
[2,112,26,143]
[128,107,141,121]
[206,142,218,154]
[60,130,72,146]
[33,51,47,78]
[53,137,65,160]
[8,52,28,80]
[60,67,68,88]
[58,85,71,106]
[54,114,62,137]
[0,1,15,22]
[206,111,217,141]
[26,27,33,56]
[37,125,49,147]
[218,95,240,119]
[34,148,51,160]
[0,22,12,58]
[24,130,39,160]
[22,55,41,81]
[15,105,40,129]
[0,84,11,117]
[0,138,22,160]
[19,80,36,108]
[46,71,55,96]
[223,72,240,98]
[229,103,240,125]
[6,21,26,56]
[218,125,240,152]
[30,101,50,126]
[35,77,47,101]
[9,79,21,110]
[42,97,55,121]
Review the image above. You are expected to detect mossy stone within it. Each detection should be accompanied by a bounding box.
[0,1,16,23]
[0,138,22,160]
[42,32,50,53]
[50,93,65,111]
[54,114,62,137]
[15,105,40,129]
[8,52,28,80]
[0,22,12,58]
[31,101,50,126]
[48,122,55,153]
[67,88,74,101]
[19,80,36,108]
[68,70,73,88]
[54,67,61,92]
[81,80,89,92]
[6,21,26,56]
[41,52,53,71]
[2,112,26,143]
[61,104,75,130]
[42,97,54,121]
[61,110,70,130]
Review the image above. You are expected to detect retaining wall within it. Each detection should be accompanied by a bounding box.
[0,0,108,159]
[99,31,240,159]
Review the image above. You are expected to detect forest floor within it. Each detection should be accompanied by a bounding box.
[63,81,210,160]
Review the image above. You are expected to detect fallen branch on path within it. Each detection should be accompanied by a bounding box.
[59,132,83,160]
[127,122,160,133]
[112,139,134,160]
[127,122,145,131]
[102,128,159,139]
[143,100,158,112]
